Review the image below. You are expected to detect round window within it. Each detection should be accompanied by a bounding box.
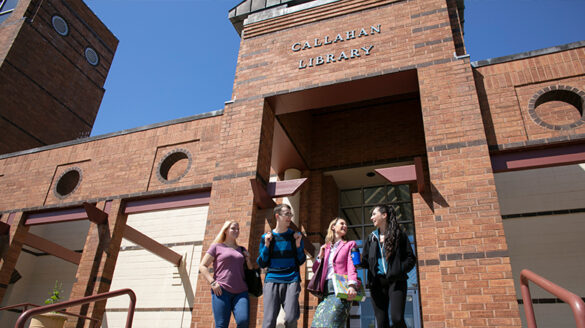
[51,15,69,36]
[528,85,585,130]
[157,149,192,183]
[54,168,82,198]
[85,47,99,66]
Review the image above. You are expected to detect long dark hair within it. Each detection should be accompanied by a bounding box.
[375,205,400,261]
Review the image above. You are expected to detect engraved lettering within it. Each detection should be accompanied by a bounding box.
[361,45,374,55]
[346,30,356,40]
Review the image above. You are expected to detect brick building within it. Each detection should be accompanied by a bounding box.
[1,0,584,327]
[0,0,117,155]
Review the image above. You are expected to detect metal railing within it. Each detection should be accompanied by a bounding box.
[0,302,100,325]
[520,269,585,328]
[10,288,136,328]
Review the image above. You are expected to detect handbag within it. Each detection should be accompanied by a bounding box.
[306,259,324,298]
[241,247,262,297]
[244,266,263,297]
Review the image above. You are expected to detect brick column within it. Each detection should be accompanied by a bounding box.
[0,212,28,304]
[191,100,275,328]
[66,200,127,328]
[416,59,521,327]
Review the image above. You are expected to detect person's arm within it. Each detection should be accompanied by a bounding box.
[402,232,417,273]
[295,232,307,265]
[313,244,326,272]
[242,247,257,269]
[199,252,222,296]
[345,241,358,301]
[256,233,271,268]
[360,236,371,269]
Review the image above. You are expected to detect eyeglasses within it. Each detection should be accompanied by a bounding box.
[280,212,294,217]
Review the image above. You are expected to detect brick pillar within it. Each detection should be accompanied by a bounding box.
[0,212,28,304]
[66,200,127,328]
[417,59,521,327]
[191,99,275,328]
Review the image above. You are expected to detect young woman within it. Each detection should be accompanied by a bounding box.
[311,217,358,328]
[199,221,255,328]
[362,205,417,328]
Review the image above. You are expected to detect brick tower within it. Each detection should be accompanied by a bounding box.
[0,0,118,154]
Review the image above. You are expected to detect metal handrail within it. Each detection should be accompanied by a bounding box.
[14,288,136,328]
[0,302,100,324]
[520,269,585,328]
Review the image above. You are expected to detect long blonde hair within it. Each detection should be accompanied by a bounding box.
[324,217,347,245]
[212,220,239,245]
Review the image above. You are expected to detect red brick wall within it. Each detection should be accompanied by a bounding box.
[0,115,222,210]
[474,46,585,148]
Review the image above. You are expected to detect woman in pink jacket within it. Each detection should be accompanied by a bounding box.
[310,217,358,328]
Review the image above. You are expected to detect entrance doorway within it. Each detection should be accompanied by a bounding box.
[339,184,421,328]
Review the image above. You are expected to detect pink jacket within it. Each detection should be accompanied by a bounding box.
[312,240,358,292]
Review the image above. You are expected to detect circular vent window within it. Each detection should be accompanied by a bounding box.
[51,15,69,36]
[528,85,585,130]
[85,47,99,66]
[157,150,192,183]
[54,168,82,198]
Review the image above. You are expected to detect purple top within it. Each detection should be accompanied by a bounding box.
[207,243,247,294]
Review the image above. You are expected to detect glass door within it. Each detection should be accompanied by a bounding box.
[340,184,420,328]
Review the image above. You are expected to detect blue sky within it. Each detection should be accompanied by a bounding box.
[85,0,585,136]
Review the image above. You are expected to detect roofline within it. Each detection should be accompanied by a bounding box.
[0,110,224,160]
[471,40,585,68]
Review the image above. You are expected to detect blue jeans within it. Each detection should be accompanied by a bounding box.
[211,288,249,328]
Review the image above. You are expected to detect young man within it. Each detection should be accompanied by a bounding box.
[257,204,306,328]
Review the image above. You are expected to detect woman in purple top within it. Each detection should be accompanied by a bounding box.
[199,220,255,328]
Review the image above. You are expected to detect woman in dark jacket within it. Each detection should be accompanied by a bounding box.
[361,205,416,328]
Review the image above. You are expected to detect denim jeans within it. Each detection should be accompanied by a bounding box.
[211,288,249,328]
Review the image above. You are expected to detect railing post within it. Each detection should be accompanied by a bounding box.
[520,274,537,328]
[520,269,585,328]
[14,288,136,328]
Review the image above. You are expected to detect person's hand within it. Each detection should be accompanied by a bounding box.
[243,249,254,268]
[347,286,357,301]
[317,245,326,260]
[264,232,272,247]
[211,281,222,296]
[294,231,302,248]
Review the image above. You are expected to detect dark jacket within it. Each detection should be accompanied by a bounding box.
[361,229,416,288]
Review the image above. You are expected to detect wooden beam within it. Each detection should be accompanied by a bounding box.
[123,225,182,266]
[267,178,307,197]
[0,221,9,235]
[124,192,211,214]
[491,144,585,173]
[250,179,276,209]
[25,207,87,226]
[375,157,425,193]
[22,232,81,265]
[83,202,108,224]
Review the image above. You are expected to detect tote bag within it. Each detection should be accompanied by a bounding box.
[306,260,324,297]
